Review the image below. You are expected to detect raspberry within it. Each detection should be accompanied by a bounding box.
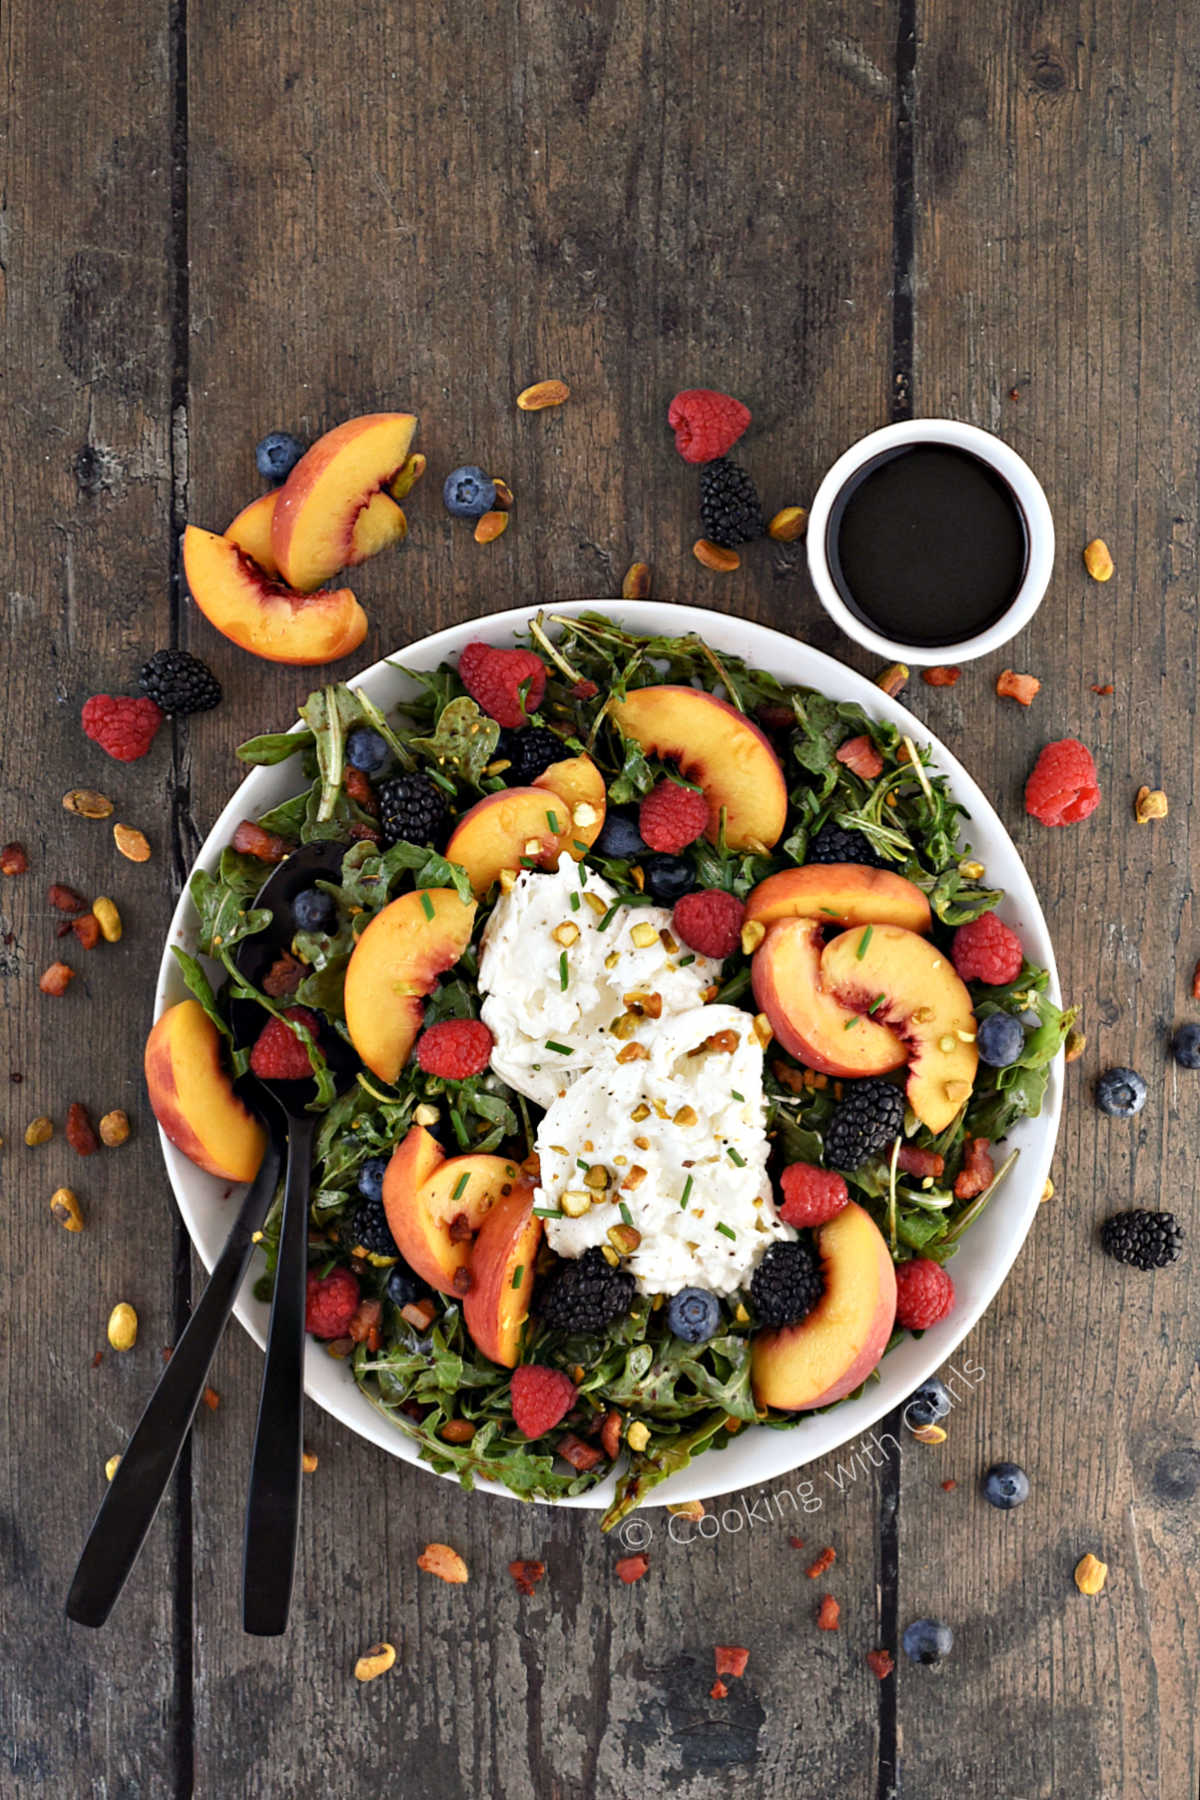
[672,888,744,958]
[952,912,1023,985]
[778,1163,849,1229]
[667,389,751,464]
[639,780,709,853]
[81,695,164,763]
[894,1258,955,1331]
[416,1018,493,1080]
[511,1363,577,1437]
[249,1006,321,1081]
[458,641,547,729]
[305,1266,361,1339]
[1024,737,1100,826]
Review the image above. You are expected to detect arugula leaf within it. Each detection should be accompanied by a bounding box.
[188,867,272,958]
[409,695,500,785]
[236,728,315,766]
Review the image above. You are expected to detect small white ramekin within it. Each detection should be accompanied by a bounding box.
[806,418,1055,665]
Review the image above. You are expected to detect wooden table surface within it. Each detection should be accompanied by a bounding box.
[3,2,1199,1795]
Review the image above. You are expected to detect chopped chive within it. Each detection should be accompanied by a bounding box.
[511,1264,525,1289]
[559,950,569,991]
[452,1171,470,1201]
[533,1207,563,1219]
[519,855,536,868]
[856,924,874,960]
[545,1040,574,1055]
[868,992,887,1014]
[419,891,435,921]
[577,1158,589,1172]
[680,1176,694,1209]
[572,839,589,854]
[716,1222,737,1240]
[545,809,560,833]
[449,1107,469,1147]
[619,1202,633,1226]
[844,1017,859,1030]
[569,890,581,912]
[426,768,457,794]
[726,1146,746,1167]
[577,861,588,887]
[730,1089,744,1102]
[679,953,696,967]
[820,906,840,918]
[598,906,617,932]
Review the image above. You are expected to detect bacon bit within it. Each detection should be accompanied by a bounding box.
[202,1386,220,1411]
[348,1297,383,1344]
[614,1553,650,1584]
[49,884,87,914]
[39,962,75,996]
[702,1029,739,1054]
[162,1346,174,1362]
[344,766,378,813]
[923,666,961,687]
[559,1433,605,1472]
[714,1646,749,1678]
[772,1060,807,1094]
[231,818,293,862]
[366,1324,381,1352]
[756,702,796,736]
[348,821,382,844]
[600,1409,623,1459]
[954,1136,995,1200]
[1193,961,1200,1002]
[417,1542,469,1584]
[91,1349,104,1369]
[896,1144,945,1180]
[66,1103,100,1155]
[509,1559,546,1597]
[789,1536,806,1550]
[571,678,599,700]
[816,1595,840,1631]
[262,951,305,997]
[447,1211,474,1244]
[942,1479,958,1492]
[1064,1027,1086,1063]
[866,1648,895,1679]
[996,669,1041,706]
[401,1298,436,1331]
[0,843,29,876]
[710,1679,729,1699]
[451,1267,473,1297]
[1091,683,1114,695]
[835,734,884,780]
[440,1419,476,1444]
[806,1546,836,1580]
[72,913,102,950]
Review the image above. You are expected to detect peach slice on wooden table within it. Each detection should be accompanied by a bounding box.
[751,918,907,1078]
[270,412,418,591]
[532,754,608,855]
[445,788,567,896]
[343,887,476,1082]
[182,526,367,667]
[744,863,932,935]
[608,684,788,851]
[821,923,978,1134]
[383,1127,522,1294]
[225,488,406,580]
[225,492,280,577]
[462,1180,542,1366]
[144,999,266,1183]
[751,1202,897,1410]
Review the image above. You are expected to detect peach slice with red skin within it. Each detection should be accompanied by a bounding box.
[383,1128,521,1294]
[183,526,367,667]
[745,863,932,935]
[751,919,907,1078]
[821,923,978,1134]
[270,412,418,591]
[343,887,476,1082]
[446,789,565,896]
[144,999,266,1183]
[533,754,608,855]
[462,1180,542,1365]
[751,1202,897,1410]
[608,685,788,851]
[225,492,280,577]
[226,488,406,579]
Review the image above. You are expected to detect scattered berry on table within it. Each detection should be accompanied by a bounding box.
[805,821,890,870]
[1100,1208,1184,1270]
[976,1011,1026,1068]
[511,1364,578,1437]
[642,853,696,906]
[305,1266,360,1339]
[249,1006,321,1082]
[357,1156,389,1204]
[386,1263,427,1310]
[535,1245,636,1332]
[416,1018,493,1080]
[1024,737,1101,827]
[665,1287,721,1344]
[895,1258,955,1331]
[1171,1023,1200,1069]
[749,1239,824,1327]
[639,779,709,854]
[458,641,547,728]
[667,389,751,464]
[496,724,564,784]
[81,695,164,762]
[823,1078,906,1171]
[349,1194,399,1258]
[594,810,648,860]
[1095,1066,1147,1118]
[377,773,448,849]
[292,886,337,934]
[672,889,745,959]
[255,431,306,484]
[443,465,498,520]
[902,1618,954,1665]
[778,1163,849,1230]
[982,1460,1030,1510]
[952,912,1024,985]
[699,458,766,548]
[138,649,222,716]
[345,726,391,775]
[904,1377,953,1429]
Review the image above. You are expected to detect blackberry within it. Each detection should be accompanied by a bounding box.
[377,773,449,849]
[535,1246,635,1334]
[699,458,766,549]
[497,725,564,784]
[806,821,889,871]
[1100,1209,1184,1270]
[138,650,222,716]
[824,1078,906,1170]
[347,1194,399,1258]
[749,1239,823,1328]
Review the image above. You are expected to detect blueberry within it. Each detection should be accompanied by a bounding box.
[357,1156,388,1204]
[443,464,497,521]
[346,727,390,776]
[982,1460,1030,1510]
[385,1263,426,1309]
[665,1287,721,1344]
[643,854,696,906]
[905,1377,952,1429]
[1173,1023,1200,1070]
[255,430,306,484]
[976,1012,1025,1068]
[594,809,647,860]
[902,1618,954,1665]
[1095,1066,1148,1118]
[292,887,337,934]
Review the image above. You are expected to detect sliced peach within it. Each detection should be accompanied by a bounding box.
[609,684,787,850]
[381,1124,445,1250]
[745,864,931,934]
[144,999,266,1183]
[821,924,978,1134]
[226,488,405,578]
[533,754,607,857]
[751,919,907,1077]
[343,888,476,1082]
[445,788,564,895]
[270,412,418,591]
[182,526,367,667]
[462,1180,542,1366]
[225,492,280,577]
[385,1135,522,1294]
[751,1202,897,1410]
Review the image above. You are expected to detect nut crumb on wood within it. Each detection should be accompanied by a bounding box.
[922,665,960,687]
[509,1559,546,1596]
[1134,785,1168,823]
[693,539,740,572]
[517,379,570,410]
[866,1648,895,1679]
[614,1553,650,1584]
[1074,1551,1108,1595]
[996,669,1041,705]
[816,1594,840,1631]
[806,1546,836,1579]
[39,962,75,996]
[1083,537,1114,581]
[417,1542,469,1584]
[113,823,151,862]
[354,1641,396,1682]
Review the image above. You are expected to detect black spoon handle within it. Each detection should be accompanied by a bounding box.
[65,1132,284,1628]
[241,1112,317,1636]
